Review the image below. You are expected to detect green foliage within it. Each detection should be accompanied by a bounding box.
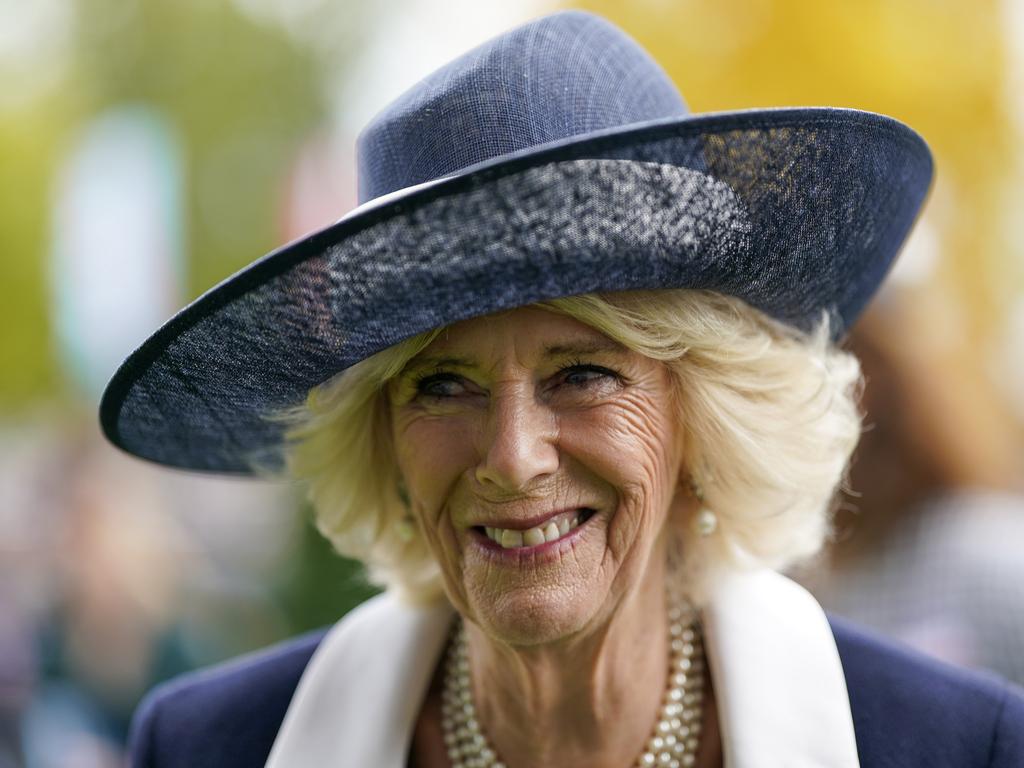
[0,112,64,408]
[2,0,343,410]
[272,504,382,633]
[73,0,325,297]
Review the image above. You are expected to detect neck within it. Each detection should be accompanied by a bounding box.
[464,555,670,768]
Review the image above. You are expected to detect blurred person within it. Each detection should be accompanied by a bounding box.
[14,422,186,767]
[807,286,1024,686]
[97,11,1024,768]
[17,416,297,765]
[0,592,32,768]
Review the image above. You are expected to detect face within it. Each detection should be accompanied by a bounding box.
[388,306,691,645]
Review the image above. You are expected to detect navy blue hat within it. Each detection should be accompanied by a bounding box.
[99,10,933,474]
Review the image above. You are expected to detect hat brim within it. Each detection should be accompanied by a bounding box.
[99,107,933,474]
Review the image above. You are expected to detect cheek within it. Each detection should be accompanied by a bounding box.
[394,414,479,522]
[564,396,680,552]
[395,417,483,548]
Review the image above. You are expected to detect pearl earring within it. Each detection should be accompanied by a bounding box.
[690,478,718,537]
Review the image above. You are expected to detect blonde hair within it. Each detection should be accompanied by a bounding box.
[276,289,864,605]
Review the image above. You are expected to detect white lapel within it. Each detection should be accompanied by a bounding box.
[266,569,860,767]
[264,593,454,767]
[701,569,861,767]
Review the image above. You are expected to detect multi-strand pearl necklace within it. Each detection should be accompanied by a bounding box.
[440,591,705,768]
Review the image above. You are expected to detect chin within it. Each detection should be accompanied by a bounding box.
[457,511,614,644]
[468,582,601,647]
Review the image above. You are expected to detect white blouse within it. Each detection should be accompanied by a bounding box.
[266,568,861,767]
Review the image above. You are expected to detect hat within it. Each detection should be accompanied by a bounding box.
[99,10,933,474]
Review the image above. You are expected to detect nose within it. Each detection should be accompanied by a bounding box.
[474,386,559,492]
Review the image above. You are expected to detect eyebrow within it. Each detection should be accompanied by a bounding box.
[542,339,626,358]
[401,339,627,375]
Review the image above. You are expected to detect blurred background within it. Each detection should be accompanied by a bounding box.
[2,0,1023,764]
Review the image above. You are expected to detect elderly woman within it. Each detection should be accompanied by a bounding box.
[105,11,1024,768]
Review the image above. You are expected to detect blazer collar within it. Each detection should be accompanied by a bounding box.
[266,569,860,767]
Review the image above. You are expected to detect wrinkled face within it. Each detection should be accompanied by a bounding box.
[388,306,690,645]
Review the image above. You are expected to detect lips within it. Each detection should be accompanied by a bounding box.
[473,507,596,550]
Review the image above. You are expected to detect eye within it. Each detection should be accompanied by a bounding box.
[554,362,621,390]
[412,372,471,399]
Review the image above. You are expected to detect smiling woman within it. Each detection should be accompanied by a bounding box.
[277,290,857,766]
[105,10,1024,768]
[284,290,856,618]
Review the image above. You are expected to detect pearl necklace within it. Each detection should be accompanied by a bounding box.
[440,592,705,768]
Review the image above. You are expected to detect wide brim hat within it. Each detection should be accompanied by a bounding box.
[100,10,933,475]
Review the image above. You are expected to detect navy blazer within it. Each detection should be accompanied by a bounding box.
[128,616,1024,767]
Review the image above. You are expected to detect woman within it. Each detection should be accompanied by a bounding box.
[103,11,1024,767]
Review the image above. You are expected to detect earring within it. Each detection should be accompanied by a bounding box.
[690,478,718,537]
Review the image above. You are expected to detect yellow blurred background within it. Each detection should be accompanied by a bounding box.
[2,0,1022,764]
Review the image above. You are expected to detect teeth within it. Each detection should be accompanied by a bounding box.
[483,510,589,549]
[522,527,545,547]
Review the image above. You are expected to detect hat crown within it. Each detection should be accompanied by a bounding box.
[356,10,688,203]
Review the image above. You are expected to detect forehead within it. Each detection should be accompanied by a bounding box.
[411,306,623,366]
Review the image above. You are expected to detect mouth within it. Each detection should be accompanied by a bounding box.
[472,507,597,550]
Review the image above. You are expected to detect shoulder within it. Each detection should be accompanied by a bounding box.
[829,614,1024,767]
[128,628,327,768]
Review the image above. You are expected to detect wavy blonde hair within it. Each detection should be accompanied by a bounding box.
[277,289,864,605]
